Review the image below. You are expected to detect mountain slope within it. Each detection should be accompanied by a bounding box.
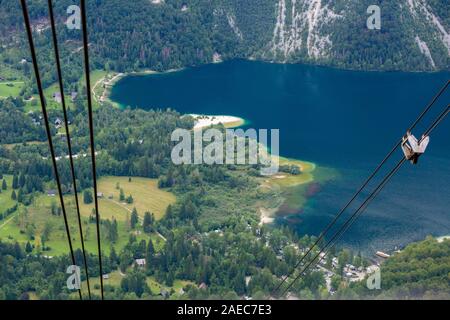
[228,0,450,71]
[1,0,449,74]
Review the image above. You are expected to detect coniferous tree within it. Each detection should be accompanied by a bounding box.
[233,271,246,296]
[143,212,153,233]
[11,190,17,200]
[25,241,33,253]
[166,269,175,287]
[110,246,119,268]
[110,219,119,243]
[83,190,93,204]
[17,189,24,203]
[2,179,7,190]
[126,195,134,204]
[12,175,18,189]
[146,239,155,269]
[130,208,139,229]
[18,174,25,188]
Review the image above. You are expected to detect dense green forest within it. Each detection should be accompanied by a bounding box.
[1,95,450,300]
[1,0,449,87]
[1,0,450,301]
[339,237,450,300]
[2,233,450,300]
[0,95,322,300]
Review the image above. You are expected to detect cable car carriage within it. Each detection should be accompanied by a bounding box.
[401,131,430,164]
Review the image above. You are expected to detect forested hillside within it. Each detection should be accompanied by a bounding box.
[1,0,450,302]
[0,97,335,300]
[378,237,450,299]
[340,237,450,300]
[1,0,449,79]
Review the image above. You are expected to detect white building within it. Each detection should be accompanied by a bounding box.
[135,258,146,267]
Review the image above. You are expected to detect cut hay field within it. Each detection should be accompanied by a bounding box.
[94,176,176,221]
[0,176,174,256]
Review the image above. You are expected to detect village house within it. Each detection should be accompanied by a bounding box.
[54,117,63,129]
[53,92,62,103]
[245,276,252,288]
[47,190,57,197]
[160,288,169,298]
[135,258,146,268]
[332,257,339,268]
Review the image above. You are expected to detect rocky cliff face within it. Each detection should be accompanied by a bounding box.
[267,0,341,61]
[406,0,450,68]
[213,0,450,71]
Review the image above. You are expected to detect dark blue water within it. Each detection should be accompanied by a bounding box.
[111,60,450,254]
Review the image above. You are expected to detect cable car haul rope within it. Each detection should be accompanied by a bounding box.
[19,0,448,301]
[20,0,103,300]
[273,89,449,297]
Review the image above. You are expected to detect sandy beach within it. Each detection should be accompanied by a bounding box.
[437,235,450,243]
[190,114,245,130]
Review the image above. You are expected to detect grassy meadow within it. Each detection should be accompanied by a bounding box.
[0,82,24,98]
[0,176,174,256]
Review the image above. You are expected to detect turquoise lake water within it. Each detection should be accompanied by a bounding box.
[110,60,450,254]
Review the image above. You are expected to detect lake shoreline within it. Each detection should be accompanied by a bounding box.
[96,67,186,108]
[107,59,450,253]
[104,59,450,108]
[189,114,246,130]
[184,113,321,227]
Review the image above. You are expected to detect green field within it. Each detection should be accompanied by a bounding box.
[95,176,176,220]
[69,175,176,221]
[0,176,174,256]
[1,68,112,111]
[0,82,24,98]
[25,70,109,112]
